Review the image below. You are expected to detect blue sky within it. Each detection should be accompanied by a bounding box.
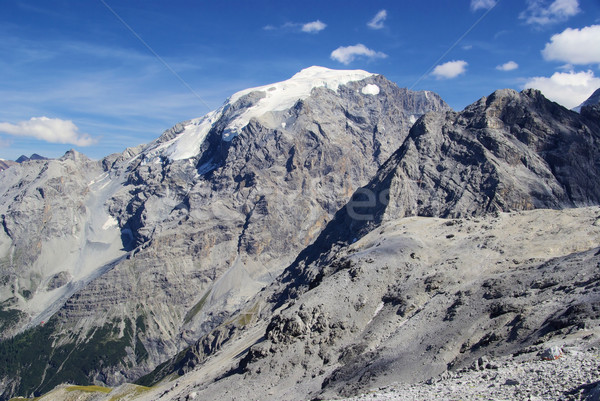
[0,0,599,160]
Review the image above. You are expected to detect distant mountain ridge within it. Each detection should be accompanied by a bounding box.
[15,153,48,163]
[573,87,600,112]
[0,154,48,172]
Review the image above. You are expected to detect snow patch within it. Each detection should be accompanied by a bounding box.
[102,216,118,230]
[409,115,418,124]
[361,84,380,95]
[162,111,220,160]
[219,66,373,141]
[372,301,384,318]
[197,159,218,175]
[365,301,385,327]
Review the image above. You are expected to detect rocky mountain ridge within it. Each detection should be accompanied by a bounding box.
[121,87,600,401]
[574,88,600,112]
[0,154,48,172]
[0,74,598,401]
[0,67,449,399]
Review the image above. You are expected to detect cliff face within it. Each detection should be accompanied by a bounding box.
[288,88,600,259]
[0,67,449,399]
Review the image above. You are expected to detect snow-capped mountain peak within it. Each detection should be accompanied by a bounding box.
[147,66,376,161]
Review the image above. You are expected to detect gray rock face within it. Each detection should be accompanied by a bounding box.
[127,207,600,401]
[291,88,600,258]
[0,67,449,399]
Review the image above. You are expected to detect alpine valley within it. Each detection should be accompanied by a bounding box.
[0,67,599,401]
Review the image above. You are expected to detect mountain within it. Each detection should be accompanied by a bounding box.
[0,154,47,172]
[2,73,599,401]
[15,153,48,163]
[0,67,449,399]
[117,88,600,401]
[573,88,600,112]
[0,159,17,172]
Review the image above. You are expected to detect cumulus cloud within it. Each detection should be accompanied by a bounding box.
[520,0,580,25]
[542,25,600,65]
[0,117,96,146]
[496,61,519,71]
[523,70,600,109]
[367,10,387,29]
[432,60,468,79]
[301,20,327,33]
[471,0,497,11]
[330,44,388,65]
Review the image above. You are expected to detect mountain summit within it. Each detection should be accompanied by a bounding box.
[0,67,449,399]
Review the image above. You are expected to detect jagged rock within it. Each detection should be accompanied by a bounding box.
[541,346,564,361]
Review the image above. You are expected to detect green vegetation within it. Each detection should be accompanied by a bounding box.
[135,334,148,364]
[135,313,147,334]
[135,348,185,388]
[0,315,150,399]
[108,385,152,401]
[0,317,58,397]
[65,385,112,393]
[0,308,25,333]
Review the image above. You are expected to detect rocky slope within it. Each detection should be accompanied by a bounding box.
[38,206,600,401]
[0,67,449,399]
[2,80,599,401]
[116,89,600,401]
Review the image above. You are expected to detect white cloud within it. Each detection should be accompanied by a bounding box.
[432,60,468,79]
[0,117,96,146]
[471,0,497,11]
[496,61,519,71]
[367,10,387,29]
[542,25,600,65]
[301,20,327,33]
[523,70,600,109]
[330,44,388,65]
[520,0,580,25]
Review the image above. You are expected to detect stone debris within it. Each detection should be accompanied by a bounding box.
[340,347,600,401]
